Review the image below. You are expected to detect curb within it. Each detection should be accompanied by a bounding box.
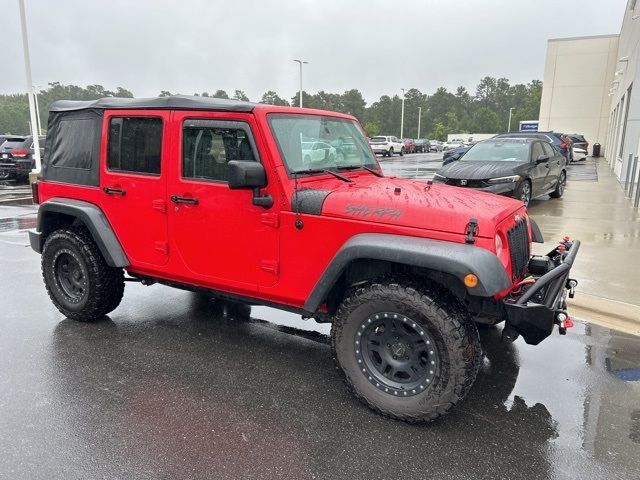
[568,293,640,336]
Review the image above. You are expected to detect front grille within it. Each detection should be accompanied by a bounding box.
[507,218,530,280]
[445,179,488,188]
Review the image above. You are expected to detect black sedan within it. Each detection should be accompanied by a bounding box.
[432,138,567,206]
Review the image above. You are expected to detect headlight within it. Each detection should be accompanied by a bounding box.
[432,173,447,182]
[487,175,521,184]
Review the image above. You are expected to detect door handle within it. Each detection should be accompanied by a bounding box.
[170,195,199,205]
[103,187,126,195]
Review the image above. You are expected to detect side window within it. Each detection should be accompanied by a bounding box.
[541,142,555,157]
[182,120,257,182]
[531,142,546,161]
[107,117,162,175]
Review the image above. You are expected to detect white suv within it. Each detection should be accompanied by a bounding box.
[369,136,404,157]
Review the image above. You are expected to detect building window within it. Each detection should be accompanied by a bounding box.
[619,84,633,159]
[107,117,163,175]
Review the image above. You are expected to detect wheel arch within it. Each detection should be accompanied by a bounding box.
[303,233,511,314]
[30,198,129,268]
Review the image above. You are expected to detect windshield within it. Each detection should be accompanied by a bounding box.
[462,142,530,162]
[370,136,387,143]
[269,115,379,174]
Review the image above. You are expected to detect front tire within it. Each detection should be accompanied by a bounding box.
[400,147,405,156]
[331,281,481,423]
[514,179,532,206]
[42,228,125,322]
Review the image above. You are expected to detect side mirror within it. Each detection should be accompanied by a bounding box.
[228,161,267,189]
[535,154,549,164]
[227,161,273,209]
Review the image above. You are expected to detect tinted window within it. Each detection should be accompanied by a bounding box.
[532,142,545,161]
[182,121,256,182]
[107,117,162,174]
[541,142,555,157]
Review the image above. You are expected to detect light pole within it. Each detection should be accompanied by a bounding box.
[507,107,515,132]
[400,88,406,139]
[293,59,308,108]
[18,0,41,173]
[33,85,43,135]
[417,106,422,139]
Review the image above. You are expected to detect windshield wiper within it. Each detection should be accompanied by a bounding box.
[336,164,384,178]
[292,168,353,183]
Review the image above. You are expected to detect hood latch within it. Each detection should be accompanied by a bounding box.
[465,218,478,244]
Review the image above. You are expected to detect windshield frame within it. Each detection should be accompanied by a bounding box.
[267,113,381,178]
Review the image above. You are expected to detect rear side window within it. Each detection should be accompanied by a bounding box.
[541,142,555,157]
[107,117,163,175]
[182,120,257,182]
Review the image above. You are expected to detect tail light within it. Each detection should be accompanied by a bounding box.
[31,181,40,204]
[10,149,28,158]
[560,142,568,150]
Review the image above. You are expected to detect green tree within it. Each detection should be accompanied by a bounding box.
[363,122,380,137]
[233,90,249,101]
[213,90,229,99]
[260,90,289,106]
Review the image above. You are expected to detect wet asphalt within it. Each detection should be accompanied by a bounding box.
[1,156,640,479]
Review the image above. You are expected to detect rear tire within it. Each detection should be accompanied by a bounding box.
[549,170,566,198]
[400,147,405,156]
[388,148,394,157]
[42,228,125,322]
[331,280,481,423]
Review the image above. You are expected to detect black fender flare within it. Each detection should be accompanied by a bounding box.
[29,197,129,268]
[303,233,511,313]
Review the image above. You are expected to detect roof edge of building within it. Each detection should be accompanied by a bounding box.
[547,33,619,43]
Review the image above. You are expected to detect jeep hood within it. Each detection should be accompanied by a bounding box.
[318,176,523,238]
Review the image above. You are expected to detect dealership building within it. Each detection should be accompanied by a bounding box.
[539,0,640,186]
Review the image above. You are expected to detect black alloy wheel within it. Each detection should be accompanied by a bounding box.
[53,251,87,304]
[358,312,439,396]
[516,180,531,206]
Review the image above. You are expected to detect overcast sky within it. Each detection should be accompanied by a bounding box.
[2,0,628,103]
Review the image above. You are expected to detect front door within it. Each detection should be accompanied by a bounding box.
[100,111,169,267]
[167,112,280,291]
[530,141,551,194]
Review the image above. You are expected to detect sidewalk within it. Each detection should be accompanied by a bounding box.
[527,157,640,335]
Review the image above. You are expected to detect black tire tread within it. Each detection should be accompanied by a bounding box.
[331,279,481,423]
[42,227,124,322]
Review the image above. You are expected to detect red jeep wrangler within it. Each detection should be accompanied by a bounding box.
[29,96,580,422]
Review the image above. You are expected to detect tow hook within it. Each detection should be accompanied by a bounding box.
[566,278,578,298]
[555,312,574,335]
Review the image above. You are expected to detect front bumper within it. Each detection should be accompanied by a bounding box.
[502,239,580,345]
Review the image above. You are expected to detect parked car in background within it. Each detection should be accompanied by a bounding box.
[572,147,588,161]
[429,140,443,152]
[0,135,25,148]
[494,131,573,162]
[369,135,404,157]
[402,138,416,154]
[301,140,337,164]
[567,134,588,153]
[442,145,471,165]
[443,139,465,151]
[0,135,45,182]
[432,137,567,206]
[414,138,430,153]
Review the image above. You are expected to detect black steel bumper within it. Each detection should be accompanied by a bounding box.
[503,239,580,345]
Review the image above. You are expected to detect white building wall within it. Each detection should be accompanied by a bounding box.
[608,0,640,183]
[539,35,619,151]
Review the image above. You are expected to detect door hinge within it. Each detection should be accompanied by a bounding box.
[261,212,280,228]
[154,241,169,255]
[152,199,167,213]
[261,260,279,275]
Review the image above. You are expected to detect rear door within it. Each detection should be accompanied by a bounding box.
[530,141,551,194]
[100,111,169,267]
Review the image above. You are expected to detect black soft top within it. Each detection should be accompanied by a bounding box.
[50,95,257,113]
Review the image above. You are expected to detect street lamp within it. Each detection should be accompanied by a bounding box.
[417,106,422,140]
[18,0,41,174]
[33,85,43,136]
[400,88,406,139]
[507,107,515,132]
[293,59,308,108]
